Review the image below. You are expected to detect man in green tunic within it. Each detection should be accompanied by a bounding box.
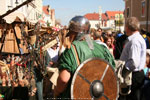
[54,16,115,99]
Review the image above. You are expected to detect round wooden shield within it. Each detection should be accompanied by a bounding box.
[71,58,119,100]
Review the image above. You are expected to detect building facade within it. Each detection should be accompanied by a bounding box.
[124,0,150,32]
[84,11,124,32]
[106,11,124,32]
[84,13,100,29]
[51,9,55,27]
[0,0,43,24]
[42,5,55,27]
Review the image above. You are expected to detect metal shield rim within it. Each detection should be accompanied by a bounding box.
[70,57,119,99]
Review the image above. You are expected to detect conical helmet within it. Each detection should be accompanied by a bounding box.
[68,16,91,34]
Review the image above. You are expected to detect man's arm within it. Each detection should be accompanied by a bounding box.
[125,44,141,71]
[54,69,71,96]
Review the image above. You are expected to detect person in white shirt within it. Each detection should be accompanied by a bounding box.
[119,17,146,100]
[46,44,59,67]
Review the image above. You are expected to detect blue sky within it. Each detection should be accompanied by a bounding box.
[43,0,125,25]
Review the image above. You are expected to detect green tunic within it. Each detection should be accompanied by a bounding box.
[58,40,115,99]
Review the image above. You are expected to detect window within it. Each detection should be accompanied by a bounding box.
[116,15,119,18]
[120,14,123,19]
[15,0,19,4]
[8,0,13,8]
[127,7,130,18]
[141,1,146,17]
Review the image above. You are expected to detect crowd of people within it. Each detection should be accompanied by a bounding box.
[0,54,40,99]
[0,16,150,100]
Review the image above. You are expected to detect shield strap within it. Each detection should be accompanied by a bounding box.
[72,44,92,85]
[72,44,80,66]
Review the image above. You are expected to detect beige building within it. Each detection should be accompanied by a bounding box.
[42,5,55,27]
[26,0,43,23]
[0,0,7,15]
[51,9,55,26]
[84,11,124,32]
[0,0,43,24]
[124,0,150,32]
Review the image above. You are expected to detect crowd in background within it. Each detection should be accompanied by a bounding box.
[0,19,150,100]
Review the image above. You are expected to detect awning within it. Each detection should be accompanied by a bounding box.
[3,11,25,24]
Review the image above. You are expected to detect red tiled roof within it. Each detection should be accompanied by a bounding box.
[101,13,108,21]
[84,11,123,21]
[84,13,108,21]
[106,11,124,20]
[84,13,99,20]
[43,6,49,15]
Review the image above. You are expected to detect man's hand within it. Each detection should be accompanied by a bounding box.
[49,61,54,66]
[122,66,131,78]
